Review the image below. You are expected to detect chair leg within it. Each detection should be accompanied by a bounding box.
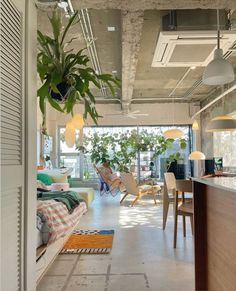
[131,196,140,206]
[163,200,169,230]
[190,215,194,235]
[173,190,178,248]
[153,193,157,205]
[120,192,128,204]
[183,216,186,237]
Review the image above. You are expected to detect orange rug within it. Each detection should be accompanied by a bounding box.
[61,230,114,254]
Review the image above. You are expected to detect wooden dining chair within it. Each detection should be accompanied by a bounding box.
[174,179,193,248]
[163,172,176,230]
[163,173,193,248]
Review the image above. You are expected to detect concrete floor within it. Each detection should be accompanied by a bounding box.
[37,192,194,291]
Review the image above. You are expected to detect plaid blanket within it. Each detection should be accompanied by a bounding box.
[37,200,87,245]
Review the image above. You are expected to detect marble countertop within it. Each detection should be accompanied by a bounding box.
[193,177,236,193]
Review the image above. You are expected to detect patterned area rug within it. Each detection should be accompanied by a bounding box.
[61,230,114,254]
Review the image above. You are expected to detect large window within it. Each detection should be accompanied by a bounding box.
[58,127,81,178]
[214,131,236,167]
[58,125,192,179]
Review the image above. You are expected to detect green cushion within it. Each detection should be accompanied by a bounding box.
[37,172,53,186]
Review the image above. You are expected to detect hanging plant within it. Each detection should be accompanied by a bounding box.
[37,9,121,131]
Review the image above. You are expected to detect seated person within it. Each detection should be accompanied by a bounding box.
[97,161,123,190]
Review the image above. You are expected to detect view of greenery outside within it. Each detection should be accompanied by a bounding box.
[58,125,192,180]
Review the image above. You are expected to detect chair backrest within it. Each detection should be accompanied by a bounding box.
[176,179,192,193]
[120,172,139,196]
[164,172,176,190]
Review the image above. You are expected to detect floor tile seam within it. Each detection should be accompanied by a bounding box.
[61,254,81,291]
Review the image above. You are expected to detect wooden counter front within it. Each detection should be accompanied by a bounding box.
[193,178,236,291]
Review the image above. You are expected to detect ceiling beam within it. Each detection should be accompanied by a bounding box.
[72,0,236,10]
[121,10,144,111]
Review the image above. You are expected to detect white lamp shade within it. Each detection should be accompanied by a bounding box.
[71,113,84,129]
[65,127,75,147]
[206,115,236,132]
[65,121,75,130]
[202,49,235,85]
[192,120,199,131]
[188,151,206,160]
[163,128,184,139]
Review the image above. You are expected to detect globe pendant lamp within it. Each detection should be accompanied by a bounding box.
[202,10,234,86]
[65,121,75,147]
[192,120,199,131]
[188,151,206,160]
[163,128,184,139]
[206,115,236,132]
[71,113,84,129]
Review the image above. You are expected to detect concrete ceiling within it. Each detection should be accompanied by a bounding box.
[37,0,236,112]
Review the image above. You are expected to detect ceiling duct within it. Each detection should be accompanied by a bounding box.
[152,9,236,68]
[162,10,227,32]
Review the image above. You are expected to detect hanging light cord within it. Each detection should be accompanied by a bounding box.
[217,9,220,49]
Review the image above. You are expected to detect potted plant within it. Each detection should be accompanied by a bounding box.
[37,9,120,131]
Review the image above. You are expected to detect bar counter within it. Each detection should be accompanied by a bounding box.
[193,177,236,291]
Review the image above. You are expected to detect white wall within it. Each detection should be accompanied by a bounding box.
[45,102,193,128]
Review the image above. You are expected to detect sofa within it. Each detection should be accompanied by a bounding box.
[37,169,95,207]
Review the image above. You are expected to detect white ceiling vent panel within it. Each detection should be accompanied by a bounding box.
[152,31,236,67]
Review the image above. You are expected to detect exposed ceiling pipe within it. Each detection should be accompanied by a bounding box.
[191,82,236,119]
[79,9,107,97]
[131,97,186,102]
[168,67,191,97]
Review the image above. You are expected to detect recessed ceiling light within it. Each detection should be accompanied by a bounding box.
[107,26,115,32]
[190,66,196,70]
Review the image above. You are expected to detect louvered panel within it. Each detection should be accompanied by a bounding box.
[1,115,21,128]
[1,54,21,74]
[1,24,21,51]
[1,122,21,133]
[1,110,21,123]
[1,93,21,108]
[1,62,20,80]
[2,0,21,21]
[2,18,21,43]
[1,187,22,291]
[1,148,21,156]
[0,127,20,144]
[0,132,22,142]
[0,143,21,151]
[2,102,19,115]
[0,0,22,167]
[1,39,21,66]
[1,74,21,94]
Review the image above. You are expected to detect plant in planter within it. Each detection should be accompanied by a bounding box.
[37,9,121,131]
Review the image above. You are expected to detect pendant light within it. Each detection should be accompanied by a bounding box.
[192,120,199,131]
[163,94,184,139]
[202,10,234,85]
[71,113,84,129]
[65,121,75,148]
[188,151,206,160]
[206,115,236,132]
[163,128,185,139]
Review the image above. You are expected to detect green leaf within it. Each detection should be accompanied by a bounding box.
[47,92,64,113]
[37,78,50,99]
[60,11,79,46]
[50,71,62,93]
[48,10,62,40]
[64,91,76,114]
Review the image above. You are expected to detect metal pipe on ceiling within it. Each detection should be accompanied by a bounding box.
[168,67,191,97]
[191,83,236,119]
[79,9,107,97]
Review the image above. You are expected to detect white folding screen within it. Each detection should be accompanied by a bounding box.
[0,0,24,290]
